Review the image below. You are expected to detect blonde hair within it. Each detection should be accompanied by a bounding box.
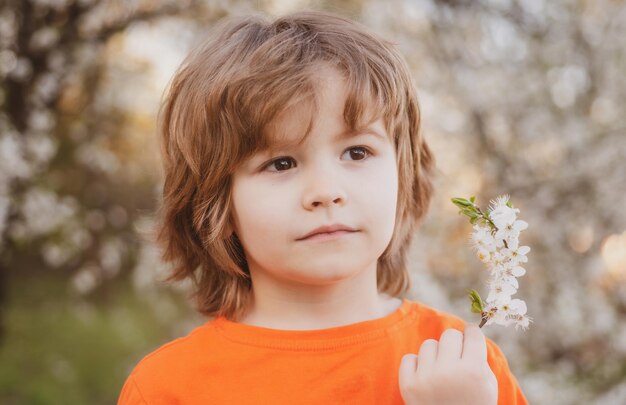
[155,10,435,321]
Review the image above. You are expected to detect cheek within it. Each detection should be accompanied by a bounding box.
[231,180,290,243]
[364,159,398,213]
[363,161,399,243]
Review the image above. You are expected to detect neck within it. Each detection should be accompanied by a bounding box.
[237,262,402,330]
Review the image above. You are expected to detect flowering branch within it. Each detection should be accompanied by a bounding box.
[451,195,532,331]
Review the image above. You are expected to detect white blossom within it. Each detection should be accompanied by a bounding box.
[462,194,531,330]
[488,194,521,229]
[29,27,60,51]
[75,142,121,174]
[487,278,517,303]
[471,224,497,252]
[494,218,528,246]
[502,245,531,266]
[25,133,58,165]
[19,188,78,237]
[0,132,32,181]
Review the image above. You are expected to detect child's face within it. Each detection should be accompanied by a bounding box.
[230,67,398,288]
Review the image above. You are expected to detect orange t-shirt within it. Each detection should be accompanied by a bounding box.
[118,298,528,404]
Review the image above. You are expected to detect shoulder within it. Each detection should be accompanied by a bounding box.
[134,321,215,372]
[405,299,468,335]
[118,320,219,404]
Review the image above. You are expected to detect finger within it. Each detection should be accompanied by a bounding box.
[437,328,464,363]
[416,339,437,374]
[398,353,418,389]
[461,323,487,363]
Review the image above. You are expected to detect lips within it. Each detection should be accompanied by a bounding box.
[297,224,358,240]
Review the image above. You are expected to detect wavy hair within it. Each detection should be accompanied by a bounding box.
[154,10,436,321]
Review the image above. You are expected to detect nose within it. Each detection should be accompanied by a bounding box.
[301,170,347,210]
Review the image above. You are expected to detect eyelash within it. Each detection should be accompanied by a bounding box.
[262,146,374,173]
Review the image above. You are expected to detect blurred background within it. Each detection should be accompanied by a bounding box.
[1,0,625,403]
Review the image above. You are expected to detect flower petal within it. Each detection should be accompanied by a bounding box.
[512,266,526,277]
[513,220,528,231]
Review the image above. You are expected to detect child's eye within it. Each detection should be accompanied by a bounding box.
[262,146,373,173]
[265,157,296,172]
[343,146,372,161]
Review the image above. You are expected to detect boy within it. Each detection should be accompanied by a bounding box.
[118,10,528,404]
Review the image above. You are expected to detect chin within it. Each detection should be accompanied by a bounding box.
[288,266,365,285]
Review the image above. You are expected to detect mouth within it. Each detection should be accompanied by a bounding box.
[298,229,359,242]
[297,224,359,241]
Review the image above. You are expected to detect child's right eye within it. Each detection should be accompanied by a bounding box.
[264,157,296,172]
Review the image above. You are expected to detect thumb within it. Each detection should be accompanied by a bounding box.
[398,353,418,389]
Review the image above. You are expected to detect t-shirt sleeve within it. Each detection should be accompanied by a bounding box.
[486,338,529,405]
[117,374,149,405]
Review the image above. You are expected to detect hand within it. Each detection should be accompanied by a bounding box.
[398,324,498,405]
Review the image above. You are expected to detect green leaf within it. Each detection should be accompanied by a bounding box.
[460,210,475,220]
[451,197,472,208]
[468,289,484,313]
[470,196,476,203]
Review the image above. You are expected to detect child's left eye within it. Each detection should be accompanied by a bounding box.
[343,146,372,161]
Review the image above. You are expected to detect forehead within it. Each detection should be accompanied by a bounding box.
[262,72,389,152]
[276,114,387,144]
